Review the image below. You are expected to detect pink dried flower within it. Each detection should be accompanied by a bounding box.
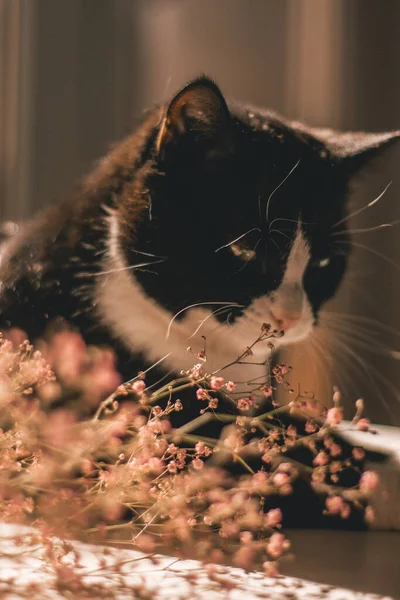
[272,472,290,488]
[208,397,219,409]
[167,460,178,473]
[261,384,273,398]
[341,502,351,519]
[359,470,379,494]
[131,380,146,395]
[225,381,236,392]
[325,495,344,515]
[192,457,204,470]
[266,532,286,558]
[352,447,366,461]
[355,398,364,411]
[286,425,297,438]
[196,388,209,401]
[326,406,343,426]
[190,363,203,379]
[242,346,253,357]
[237,397,251,411]
[174,399,183,411]
[330,443,342,457]
[365,505,375,524]
[265,508,282,528]
[240,531,253,544]
[210,376,225,390]
[313,451,329,466]
[195,441,212,456]
[263,561,279,577]
[305,420,317,433]
[356,418,370,431]
[251,470,269,490]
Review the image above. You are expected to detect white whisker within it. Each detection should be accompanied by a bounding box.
[85,258,167,277]
[269,229,293,244]
[166,302,244,339]
[188,306,237,339]
[324,331,393,416]
[127,247,168,259]
[336,239,400,271]
[215,228,261,253]
[266,160,301,223]
[268,217,315,229]
[333,220,400,236]
[322,310,400,337]
[334,181,392,227]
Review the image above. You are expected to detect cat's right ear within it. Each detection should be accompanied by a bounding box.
[156,77,234,163]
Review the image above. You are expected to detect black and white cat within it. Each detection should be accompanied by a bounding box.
[1,77,399,527]
[0,77,398,380]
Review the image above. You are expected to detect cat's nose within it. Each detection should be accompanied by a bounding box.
[275,315,300,332]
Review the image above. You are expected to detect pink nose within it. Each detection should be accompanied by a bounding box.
[276,316,300,332]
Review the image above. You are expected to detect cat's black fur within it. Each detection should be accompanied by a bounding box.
[0,77,399,528]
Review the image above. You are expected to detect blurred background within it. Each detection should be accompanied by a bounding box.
[1,0,400,424]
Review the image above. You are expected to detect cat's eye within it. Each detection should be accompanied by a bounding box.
[314,257,330,268]
[230,243,256,261]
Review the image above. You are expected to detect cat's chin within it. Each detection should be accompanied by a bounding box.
[276,320,315,347]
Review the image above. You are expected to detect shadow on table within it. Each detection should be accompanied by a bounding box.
[283,530,400,598]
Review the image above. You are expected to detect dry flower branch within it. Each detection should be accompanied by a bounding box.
[0,324,382,596]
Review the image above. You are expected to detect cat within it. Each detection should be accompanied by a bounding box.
[1,76,399,528]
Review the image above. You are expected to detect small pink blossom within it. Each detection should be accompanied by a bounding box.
[330,443,342,457]
[265,508,282,528]
[341,502,351,519]
[196,388,209,401]
[272,472,290,488]
[210,376,225,390]
[190,363,203,379]
[352,447,366,461]
[192,457,204,470]
[326,407,343,426]
[240,531,253,544]
[359,470,379,494]
[251,471,269,489]
[313,451,329,466]
[225,381,236,392]
[266,532,286,558]
[263,561,279,577]
[208,397,218,409]
[167,460,178,473]
[174,399,183,411]
[237,397,251,411]
[325,495,344,515]
[365,505,375,524]
[305,420,317,433]
[261,385,273,398]
[131,380,146,395]
[356,418,370,432]
[242,346,253,357]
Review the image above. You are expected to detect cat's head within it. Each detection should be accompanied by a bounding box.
[119,77,400,352]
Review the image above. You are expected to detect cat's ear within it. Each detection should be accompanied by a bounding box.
[157,77,233,162]
[311,127,400,173]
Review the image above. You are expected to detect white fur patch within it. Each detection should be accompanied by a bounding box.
[95,216,314,383]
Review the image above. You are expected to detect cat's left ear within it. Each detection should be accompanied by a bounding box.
[157,77,233,162]
[312,127,400,173]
